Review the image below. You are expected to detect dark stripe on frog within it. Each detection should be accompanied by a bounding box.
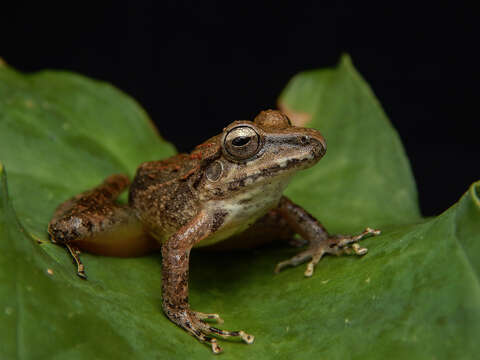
[227,158,303,191]
[267,137,303,146]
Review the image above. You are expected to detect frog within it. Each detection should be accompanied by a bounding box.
[47,109,380,354]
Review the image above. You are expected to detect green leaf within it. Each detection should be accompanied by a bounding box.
[1,56,479,359]
[0,65,175,241]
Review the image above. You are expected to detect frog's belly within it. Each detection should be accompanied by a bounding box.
[196,180,289,247]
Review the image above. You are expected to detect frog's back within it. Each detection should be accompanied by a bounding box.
[129,154,201,242]
[132,154,199,185]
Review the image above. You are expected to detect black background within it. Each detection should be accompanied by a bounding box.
[2,1,478,216]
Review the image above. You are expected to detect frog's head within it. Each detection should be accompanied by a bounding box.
[200,110,326,196]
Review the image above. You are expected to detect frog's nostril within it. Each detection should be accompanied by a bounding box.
[307,135,327,157]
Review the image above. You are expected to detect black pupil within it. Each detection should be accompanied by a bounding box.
[232,136,251,146]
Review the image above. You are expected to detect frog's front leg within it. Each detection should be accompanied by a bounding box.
[274,196,380,277]
[162,210,254,354]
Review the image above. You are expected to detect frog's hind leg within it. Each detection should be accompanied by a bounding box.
[48,174,158,279]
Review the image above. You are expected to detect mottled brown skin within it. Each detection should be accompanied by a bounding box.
[48,109,380,354]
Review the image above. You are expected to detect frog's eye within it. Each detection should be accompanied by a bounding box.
[224,126,261,160]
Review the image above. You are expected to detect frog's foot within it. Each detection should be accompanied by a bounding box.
[172,310,254,354]
[65,243,87,280]
[275,227,381,277]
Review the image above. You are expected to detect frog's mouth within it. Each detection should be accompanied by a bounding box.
[258,152,322,178]
[230,149,325,190]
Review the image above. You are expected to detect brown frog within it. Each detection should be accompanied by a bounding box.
[48,109,380,354]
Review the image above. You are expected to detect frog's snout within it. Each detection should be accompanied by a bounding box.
[314,134,327,157]
[298,130,327,158]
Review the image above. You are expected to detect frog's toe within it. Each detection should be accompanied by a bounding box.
[193,311,224,324]
[64,244,88,280]
[211,339,223,354]
[186,311,254,353]
[208,327,255,344]
[325,228,379,257]
[197,326,254,353]
[275,246,327,277]
[193,332,223,354]
[274,248,321,274]
[328,227,381,251]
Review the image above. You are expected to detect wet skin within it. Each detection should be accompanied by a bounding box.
[48,110,380,354]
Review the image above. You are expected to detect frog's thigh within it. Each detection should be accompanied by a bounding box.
[73,207,159,257]
[206,210,295,250]
[51,204,158,257]
[48,174,159,257]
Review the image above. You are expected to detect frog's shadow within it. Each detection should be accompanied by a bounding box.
[155,242,299,294]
